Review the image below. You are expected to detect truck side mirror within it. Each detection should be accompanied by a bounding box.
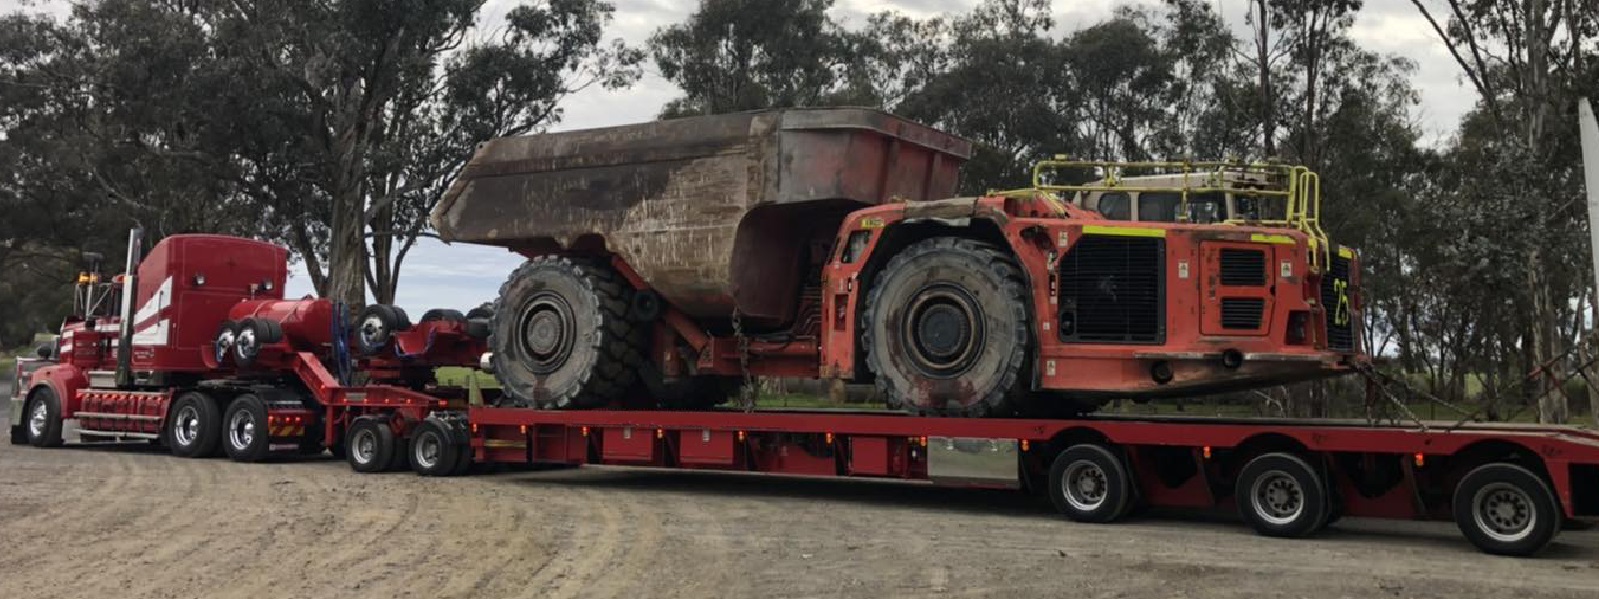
[36,344,52,359]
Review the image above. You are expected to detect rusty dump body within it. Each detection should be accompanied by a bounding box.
[432,108,973,329]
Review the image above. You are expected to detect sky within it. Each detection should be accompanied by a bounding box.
[2,0,1474,312]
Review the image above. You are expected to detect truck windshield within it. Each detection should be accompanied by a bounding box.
[1138,192,1224,223]
[1096,192,1132,220]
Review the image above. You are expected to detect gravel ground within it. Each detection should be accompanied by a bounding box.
[1,412,1597,599]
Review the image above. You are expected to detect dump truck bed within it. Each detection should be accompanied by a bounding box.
[431,108,973,324]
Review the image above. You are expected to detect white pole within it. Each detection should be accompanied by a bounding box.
[1580,98,1599,427]
[1582,98,1599,295]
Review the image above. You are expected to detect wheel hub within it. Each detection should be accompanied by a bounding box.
[174,405,201,446]
[229,410,255,450]
[415,433,441,469]
[1062,461,1109,511]
[359,315,388,347]
[516,294,576,374]
[1474,483,1534,542]
[28,401,48,437]
[1252,471,1304,525]
[352,429,377,464]
[902,286,984,377]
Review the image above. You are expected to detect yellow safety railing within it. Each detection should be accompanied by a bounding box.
[1026,157,1331,270]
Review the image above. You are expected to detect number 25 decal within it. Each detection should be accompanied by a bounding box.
[1332,278,1351,326]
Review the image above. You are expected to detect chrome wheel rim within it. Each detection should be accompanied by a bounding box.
[352,429,378,465]
[228,408,256,450]
[28,400,48,437]
[234,328,259,362]
[174,405,202,447]
[414,431,442,469]
[1062,460,1109,512]
[1473,482,1535,543]
[1251,470,1305,525]
[359,315,389,349]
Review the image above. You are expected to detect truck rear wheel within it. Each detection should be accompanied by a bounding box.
[24,388,64,448]
[222,394,271,462]
[1452,462,1559,556]
[167,391,221,458]
[489,256,644,409]
[1235,452,1330,538]
[1048,444,1134,522]
[862,237,1030,417]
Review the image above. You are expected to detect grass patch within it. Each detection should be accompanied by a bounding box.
[435,367,498,388]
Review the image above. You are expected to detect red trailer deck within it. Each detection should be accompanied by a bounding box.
[264,344,1599,558]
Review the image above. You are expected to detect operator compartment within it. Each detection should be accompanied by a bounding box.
[128,234,288,373]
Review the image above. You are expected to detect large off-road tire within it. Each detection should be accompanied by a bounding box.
[167,391,222,458]
[862,237,1031,417]
[24,388,64,448]
[489,256,645,409]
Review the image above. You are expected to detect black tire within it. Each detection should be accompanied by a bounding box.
[23,388,64,448]
[221,394,272,462]
[167,391,222,458]
[345,417,395,473]
[1235,452,1331,538]
[862,237,1030,417]
[421,309,467,323]
[1047,444,1134,523]
[355,304,412,355]
[1452,463,1560,557]
[465,318,491,339]
[234,318,277,367]
[9,423,25,445]
[409,419,462,477]
[489,256,645,409]
[450,433,474,475]
[466,306,495,320]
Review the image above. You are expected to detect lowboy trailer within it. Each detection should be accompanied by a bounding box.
[8,233,1599,557]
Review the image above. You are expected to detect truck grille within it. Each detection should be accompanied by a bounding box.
[1220,298,1265,329]
[1058,236,1164,344]
[1219,249,1266,286]
[1321,253,1354,351]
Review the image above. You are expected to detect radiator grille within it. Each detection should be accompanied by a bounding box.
[1220,298,1265,330]
[1058,236,1164,343]
[1321,253,1355,351]
[1219,248,1267,286]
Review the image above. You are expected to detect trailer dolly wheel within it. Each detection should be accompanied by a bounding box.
[346,417,396,474]
[355,304,413,355]
[1047,444,1133,523]
[222,394,271,462]
[167,391,222,458]
[1452,463,1560,557]
[1235,453,1330,538]
[409,420,462,477]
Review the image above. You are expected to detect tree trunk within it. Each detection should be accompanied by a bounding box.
[1253,0,1275,157]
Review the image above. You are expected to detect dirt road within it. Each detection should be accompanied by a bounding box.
[1,415,1596,599]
